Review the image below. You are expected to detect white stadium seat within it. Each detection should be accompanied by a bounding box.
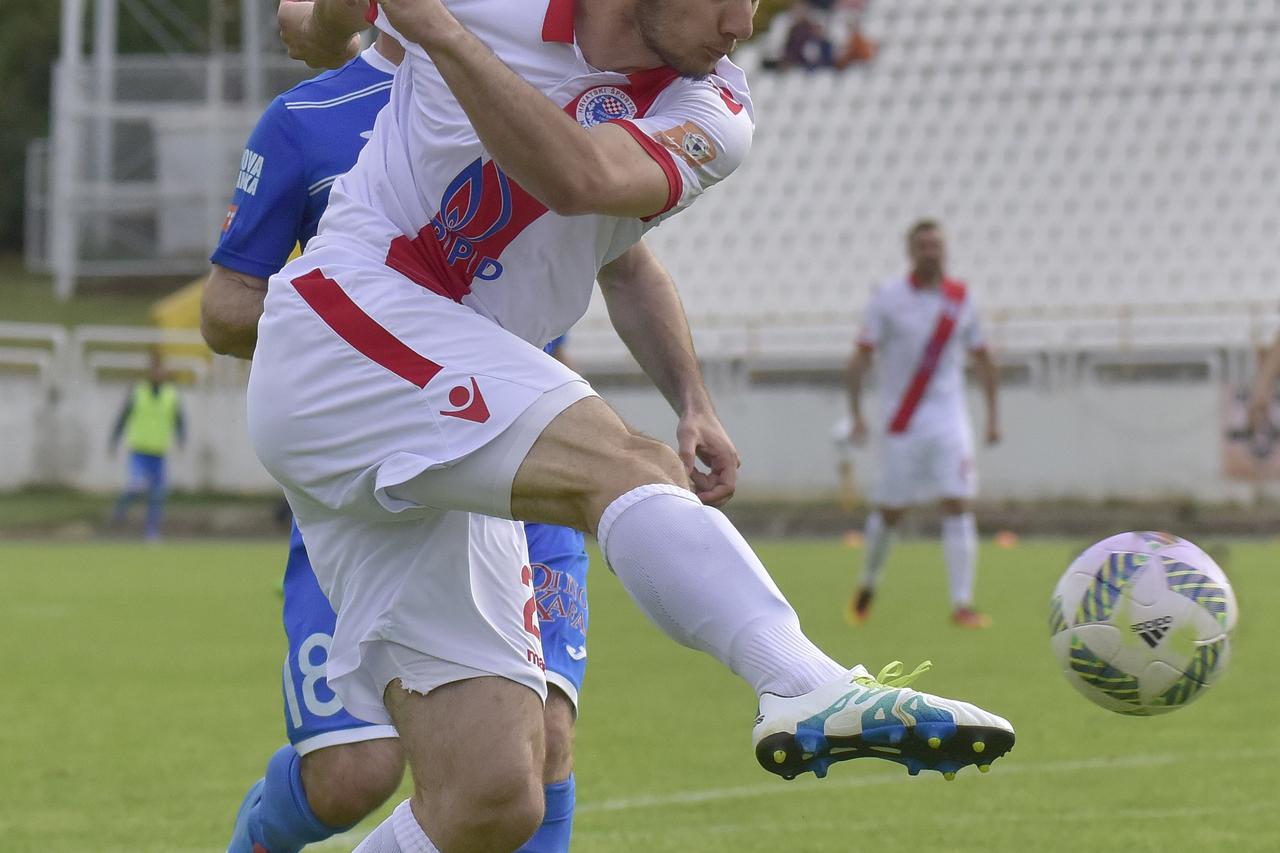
[573,0,1280,364]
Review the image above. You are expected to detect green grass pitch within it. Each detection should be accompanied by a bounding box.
[1,537,1276,852]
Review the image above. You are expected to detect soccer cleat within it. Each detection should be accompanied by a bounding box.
[951,606,992,629]
[227,777,266,853]
[844,587,874,626]
[753,661,1014,781]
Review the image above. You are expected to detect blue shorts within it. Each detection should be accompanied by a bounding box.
[280,520,590,752]
[125,452,167,492]
[527,522,589,709]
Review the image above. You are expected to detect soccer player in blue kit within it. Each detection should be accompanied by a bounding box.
[203,32,586,852]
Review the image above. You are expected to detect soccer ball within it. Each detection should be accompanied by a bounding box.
[1048,531,1238,715]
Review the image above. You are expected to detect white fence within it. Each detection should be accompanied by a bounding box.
[0,319,1268,503]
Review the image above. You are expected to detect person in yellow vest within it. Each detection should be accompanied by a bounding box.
[109,350,186,541]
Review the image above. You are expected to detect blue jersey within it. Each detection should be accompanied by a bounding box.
[211,48,396,276]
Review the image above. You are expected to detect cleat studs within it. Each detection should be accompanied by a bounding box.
[972,741,986,754]
[928,737,942,749]
[943,771,956,781]
[773,749,787,765]
[905,759,922,776]
[978,764,991,773]
[783,774,796,781]
[812,758,831,779]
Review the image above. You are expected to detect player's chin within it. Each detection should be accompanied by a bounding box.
[672,50,721,80]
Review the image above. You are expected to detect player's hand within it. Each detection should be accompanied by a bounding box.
[850,415,869,446]
[278,0,361,69]
[986,421,1001,445]
[1247,393,1272,435]
[676,407,740,507]
[377,0,451,49]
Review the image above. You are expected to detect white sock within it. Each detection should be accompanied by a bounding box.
[942,513,978,608]
[598,484,845,697]
[353,800,440,853]
[859,510,894,590]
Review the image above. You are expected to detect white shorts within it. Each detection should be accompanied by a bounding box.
[247,248,597,725]
[872,427,976,507]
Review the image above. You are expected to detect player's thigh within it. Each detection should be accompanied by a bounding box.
[281,526,399,752]
[293,507,547,731]
[384,676,545,833]
[926,430,977,502]
[249,252,590,523]
[510,396,687,532]
[873,434,926,507]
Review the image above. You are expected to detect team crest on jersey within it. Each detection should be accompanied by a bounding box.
[575,86,637,127]
[653,121,717,168]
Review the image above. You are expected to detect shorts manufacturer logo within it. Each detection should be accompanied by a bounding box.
[653,121,718,168]
[440,377,490,423]
[1130,615,1173,648]
[575,86,637,127]
[236,148,264,195]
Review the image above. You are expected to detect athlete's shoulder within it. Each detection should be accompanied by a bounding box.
[278,51,394,111]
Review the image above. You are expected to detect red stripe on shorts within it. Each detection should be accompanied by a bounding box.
[291,269,443,389]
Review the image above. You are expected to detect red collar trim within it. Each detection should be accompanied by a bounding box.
[542,0,576,43]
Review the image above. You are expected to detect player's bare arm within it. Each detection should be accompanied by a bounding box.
[277,0,366,68]
[971,347,1001,445]
[1247,333,1280,433]
[200,265,269,359]
[375,0,691,218]
[598,241,739,505]
[846,346,872,445]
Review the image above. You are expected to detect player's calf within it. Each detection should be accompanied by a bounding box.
[299,738,404,829]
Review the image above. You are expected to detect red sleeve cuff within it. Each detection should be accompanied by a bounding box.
[612,119,682,220]
[365,0,378,24]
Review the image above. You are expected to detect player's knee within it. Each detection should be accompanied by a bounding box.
[300,739,405,828]
[609,434,686,492]
[431,767,544,851]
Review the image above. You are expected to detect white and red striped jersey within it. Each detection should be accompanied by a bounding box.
[857,276,985,436]
[305,0,755,348]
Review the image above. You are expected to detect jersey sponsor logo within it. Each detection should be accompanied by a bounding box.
[431,157,516,282]
[575,85,637,127]
[440,377,491,423]
[236,148,265,195]
[653,121,717,168]
[221,204,238,233]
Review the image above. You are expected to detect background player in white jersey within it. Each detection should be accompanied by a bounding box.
[845,220,1002,628]
[204,33,587,852]
[264,2,1014,850]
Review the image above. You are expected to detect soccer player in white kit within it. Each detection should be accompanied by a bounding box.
[262,2,1015,849]
[845,220,1002,628]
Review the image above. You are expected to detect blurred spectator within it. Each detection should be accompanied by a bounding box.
[108,349,186,541]
[761,0,877,71]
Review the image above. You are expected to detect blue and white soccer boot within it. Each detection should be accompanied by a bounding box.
[753,662,1014,781]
